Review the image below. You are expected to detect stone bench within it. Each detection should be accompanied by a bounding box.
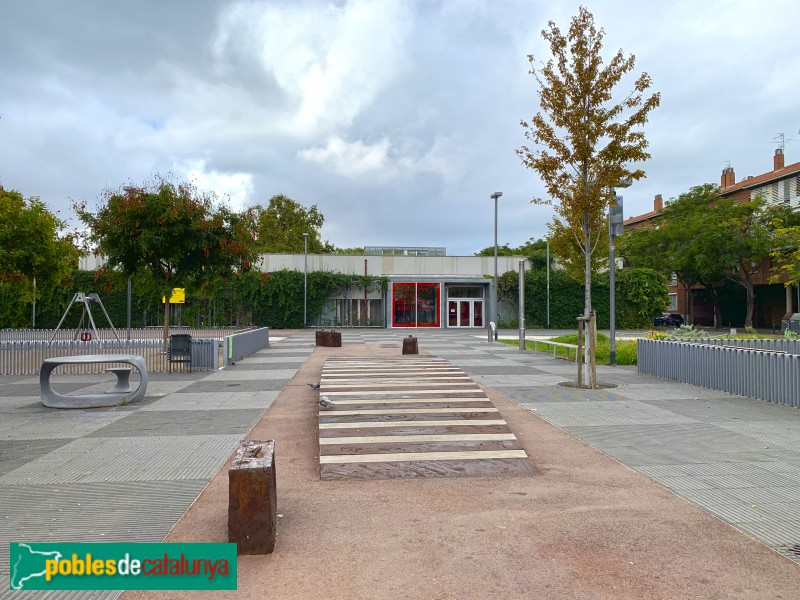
[40,354,149,408]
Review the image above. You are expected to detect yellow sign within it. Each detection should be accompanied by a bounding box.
[162,288,185,304]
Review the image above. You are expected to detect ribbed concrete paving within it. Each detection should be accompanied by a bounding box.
[0,333,312,598]
[318,356,533,479]
[362,329,800,564]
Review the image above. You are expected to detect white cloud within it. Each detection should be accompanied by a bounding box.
[213,0,414,136]
[298,135,460,181]
[177,160,254,211]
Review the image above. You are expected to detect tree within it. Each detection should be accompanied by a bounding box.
[0,187,81,304]
[517,7,660,320]
[254,195,326,253]
[619,184,714,325]
[697,195,794,328]
[546,216,609,282]
[76,176,258,344]
[770,216,800,292]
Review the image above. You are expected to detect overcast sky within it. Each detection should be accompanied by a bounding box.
[2,0,798,255]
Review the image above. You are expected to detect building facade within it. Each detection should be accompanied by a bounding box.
[623,148,800,327]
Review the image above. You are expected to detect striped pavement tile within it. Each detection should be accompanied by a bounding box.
[318,356,534,480]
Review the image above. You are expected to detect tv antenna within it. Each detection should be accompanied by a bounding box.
[774,132,797,151]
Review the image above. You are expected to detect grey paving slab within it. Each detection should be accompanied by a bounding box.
[138,390,278,411]
[84,408,265,437]
[205,368,297,380]
[0,411,131,441]
[473,374,567,387]
[614,384,738,401]
[0,439,73,476]
[179,378,287,392]
[525,400,700,427]
[0,434,243,484]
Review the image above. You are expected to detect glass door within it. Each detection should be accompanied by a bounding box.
[473,300,483,327]
[459,301,471,327]
[448,301,458,327]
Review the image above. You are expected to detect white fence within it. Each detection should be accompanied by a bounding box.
[637,339,800,408]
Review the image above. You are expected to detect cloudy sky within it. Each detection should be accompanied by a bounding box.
[2,0,798,255]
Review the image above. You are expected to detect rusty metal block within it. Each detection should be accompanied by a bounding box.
[402,335,419,355]
[228,440,276,555]
[316,330,342,347]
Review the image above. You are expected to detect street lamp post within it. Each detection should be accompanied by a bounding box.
[490,192,502,340]
[609,181,630,365]
[303,232,308,328]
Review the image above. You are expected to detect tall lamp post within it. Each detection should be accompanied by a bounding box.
[609,180,630,365]
[303,232,308,328]
[490,192,502,340]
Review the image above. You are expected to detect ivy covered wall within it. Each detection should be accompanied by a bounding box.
[0,270,388,330]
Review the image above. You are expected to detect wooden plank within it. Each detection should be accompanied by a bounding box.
[319,419,507,429]
[319,433,518,444]
[329,398,492,405]
[323,407,499,416]
[323,388,483,396]
[320,450,529,464]
[320,458,535,480]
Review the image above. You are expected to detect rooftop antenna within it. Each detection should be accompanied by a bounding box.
[724,160,731,169]
[775,132,798,150]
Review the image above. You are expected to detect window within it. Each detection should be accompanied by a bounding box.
[667,293,678,311]
[392,283,440,327]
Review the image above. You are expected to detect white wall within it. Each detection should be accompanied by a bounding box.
[81,252,530,277]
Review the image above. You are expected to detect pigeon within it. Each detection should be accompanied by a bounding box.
[319,395,334,410]
[308,383,321,390]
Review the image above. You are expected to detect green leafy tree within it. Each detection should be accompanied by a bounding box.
[770,214,800,293]
[0,187,81,305]
[546,216,609,282]
[698,195,794,328]
[517,7,660,320]
[75,176,258,344]
[254,195,326,253]
[619,184,714,324]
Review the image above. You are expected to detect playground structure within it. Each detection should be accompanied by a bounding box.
[48,293,120,343]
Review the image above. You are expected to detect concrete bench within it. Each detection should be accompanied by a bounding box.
[40,354,148,409]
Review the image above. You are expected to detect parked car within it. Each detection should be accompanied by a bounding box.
[653,313,685,327]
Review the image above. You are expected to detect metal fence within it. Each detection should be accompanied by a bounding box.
[0,327,243,342]
[0,338,219,375]
[223,328,269,367]
[311,299,386,328]
[690,338,800,356]
[637,339,800,408]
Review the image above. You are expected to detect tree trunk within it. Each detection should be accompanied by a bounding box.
[738,261,755,329]
[583,216,592,316]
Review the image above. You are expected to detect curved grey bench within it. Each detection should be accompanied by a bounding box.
[40,354,148,408]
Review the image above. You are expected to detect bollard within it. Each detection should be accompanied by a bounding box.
[402,335,419,355]
[315,329,342,347]
[228,440,277,555]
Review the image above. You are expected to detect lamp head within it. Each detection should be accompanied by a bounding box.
[490,192,502,200]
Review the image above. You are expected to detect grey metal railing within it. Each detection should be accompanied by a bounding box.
[0,327,243,342]
[223,327,270,366]
[637,339,800,408]
[0,338,219,375]
[690,338,800,355]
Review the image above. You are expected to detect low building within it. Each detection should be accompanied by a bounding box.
[81,251,529,330]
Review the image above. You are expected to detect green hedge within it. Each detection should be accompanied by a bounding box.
[0,269,388,330]
[498,267,667,329]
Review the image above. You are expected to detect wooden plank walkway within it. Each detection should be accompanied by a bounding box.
[318,356,534,480]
